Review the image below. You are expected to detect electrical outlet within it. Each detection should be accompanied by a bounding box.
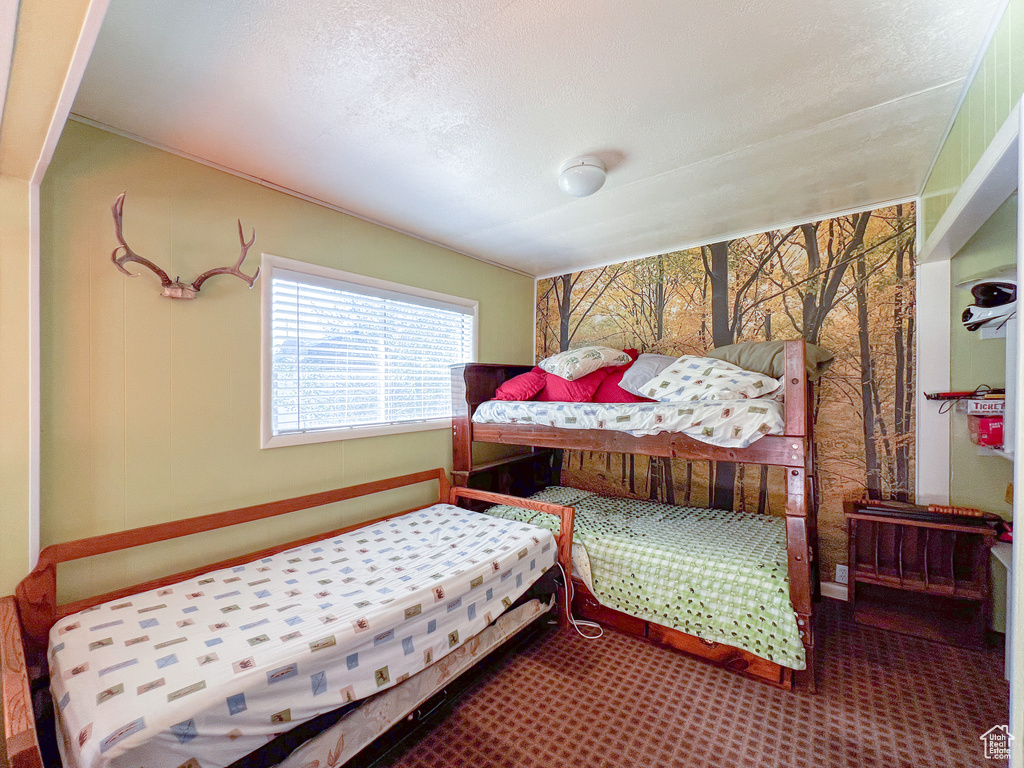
[835,564,849,585]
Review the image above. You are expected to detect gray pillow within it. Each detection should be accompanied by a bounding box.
[618,353,679,397]
[705,340,834,380]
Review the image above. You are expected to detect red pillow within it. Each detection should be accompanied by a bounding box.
[539,367,610,402]
[593,367,655,403]
[494,367,547,401]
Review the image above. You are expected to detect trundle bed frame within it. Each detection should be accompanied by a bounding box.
[1,469,575,768]
[452,339,819,690]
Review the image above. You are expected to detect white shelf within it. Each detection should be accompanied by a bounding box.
[995,541,1014,570]
[993,542,1014,681]
[979,446,1015,460]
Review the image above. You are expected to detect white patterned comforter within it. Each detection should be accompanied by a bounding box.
[472,398,784,448]
[48,505,556,768]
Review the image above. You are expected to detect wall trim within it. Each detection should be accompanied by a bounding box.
[820,581,849,601]
[22,0,111,568]
[915,257,952,505]
[533,196,919,280]
[0,0,18,134]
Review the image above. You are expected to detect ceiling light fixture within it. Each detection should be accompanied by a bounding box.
[558,156,606,197]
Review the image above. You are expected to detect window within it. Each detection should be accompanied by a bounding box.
[261,255,477,447]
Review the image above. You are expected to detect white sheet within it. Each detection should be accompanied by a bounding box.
[472,398,784,448]
[49,505,557,768]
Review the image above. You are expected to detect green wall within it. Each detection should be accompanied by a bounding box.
[923,1,1021,635]
[37,121,534,602]
[922,0,1024,236]
[948,196,1016,635]
[948,195,1015,515]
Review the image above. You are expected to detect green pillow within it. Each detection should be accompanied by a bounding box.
[705,340,834,380]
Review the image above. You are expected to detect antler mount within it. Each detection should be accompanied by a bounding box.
[111,193,259,299]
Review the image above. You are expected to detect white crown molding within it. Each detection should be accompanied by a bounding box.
[533,195,919,280]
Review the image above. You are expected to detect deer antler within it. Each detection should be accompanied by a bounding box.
[190,220,260,292]
[110,192,174,290]
[110,193,259,299]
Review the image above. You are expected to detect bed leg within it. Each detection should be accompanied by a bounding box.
[794,611,816,693]
[558,585,572,632]
[1,597,44,768]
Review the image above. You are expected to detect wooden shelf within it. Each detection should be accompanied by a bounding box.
[850,568,984,600]
[853,587,987,649]
[846,501,995,647]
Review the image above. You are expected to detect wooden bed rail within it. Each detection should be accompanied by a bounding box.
[449,486,576,631]
[783,338,808,437]
[452,340,812,473]
[449,487,575,579]
[14,468,451,649]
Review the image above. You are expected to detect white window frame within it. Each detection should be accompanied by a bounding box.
[260,254,478,448]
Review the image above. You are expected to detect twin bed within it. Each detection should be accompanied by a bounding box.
[2,471,575,768]
[2,340,819,768]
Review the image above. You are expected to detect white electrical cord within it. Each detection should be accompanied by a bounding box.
[557,562,603,639]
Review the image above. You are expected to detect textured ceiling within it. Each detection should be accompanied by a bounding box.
[72,0,1002,277]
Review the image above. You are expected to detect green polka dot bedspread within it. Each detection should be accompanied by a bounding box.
[484,487,806,670]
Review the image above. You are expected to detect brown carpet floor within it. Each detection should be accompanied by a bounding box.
[383,602,1009,768]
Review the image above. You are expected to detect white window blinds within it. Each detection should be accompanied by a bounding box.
[269,267,475,437]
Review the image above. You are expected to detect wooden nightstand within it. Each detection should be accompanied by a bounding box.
[845,501,996,648]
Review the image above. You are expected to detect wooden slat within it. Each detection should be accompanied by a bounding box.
[924,528,931,588]
[785,467,813,620]
[449,486,575,629]
[897,525,905,585]
[56,509,417,622]
[43,468,446,565]
[451,365,474,476]
[850,571,984,599]
[449,486,575,576]
[648,623,789,688]
[950,531,958,595]
[783,339,808,436]
[1,597,43,768]
[471,424,807,467]
[847,518,858,602]
[16,468,449,647]
[845,511,997,535]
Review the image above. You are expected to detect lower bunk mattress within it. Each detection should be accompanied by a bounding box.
[47,504,557,768]
[485,487,806,669]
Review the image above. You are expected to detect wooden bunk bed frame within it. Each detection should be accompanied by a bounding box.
[452,338,819,690]
[1,469,576,768]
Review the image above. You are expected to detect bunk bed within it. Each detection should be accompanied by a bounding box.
[1,469,576,768]
[451,339,818,690]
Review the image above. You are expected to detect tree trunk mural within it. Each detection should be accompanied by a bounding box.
[893,204,914,501]
[855,251,882,499]
[705,240,735,510]
[535,203,916,583]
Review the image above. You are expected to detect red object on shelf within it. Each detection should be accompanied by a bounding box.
[969,415,1003,446]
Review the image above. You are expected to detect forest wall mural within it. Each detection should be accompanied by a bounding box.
[535,204,916,580]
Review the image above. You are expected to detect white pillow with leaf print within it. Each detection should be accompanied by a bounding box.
[637,355,781,401]
[538,346,633,381]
